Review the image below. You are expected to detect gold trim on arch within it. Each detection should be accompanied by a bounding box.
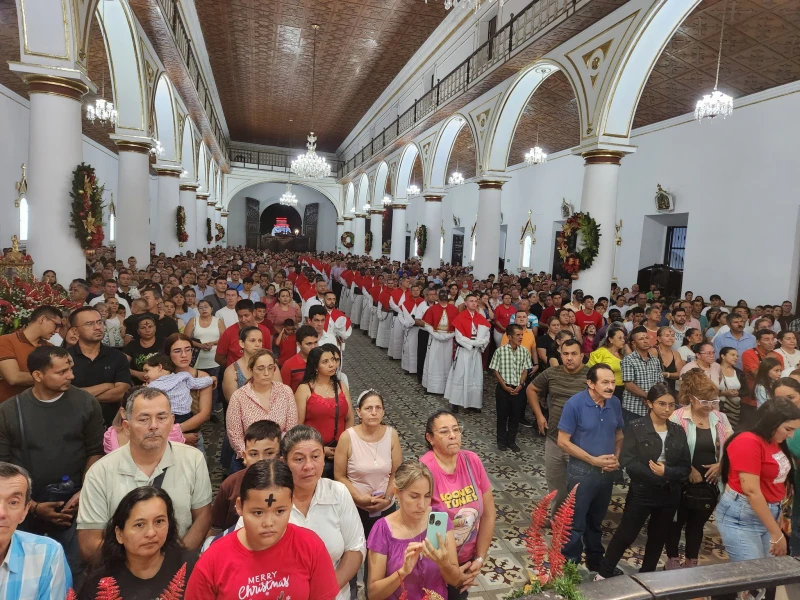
[20,0,71,61]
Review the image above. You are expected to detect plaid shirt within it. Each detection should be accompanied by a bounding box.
[0,530,72,600]
[489,342,533,387]
[620,351,664,416]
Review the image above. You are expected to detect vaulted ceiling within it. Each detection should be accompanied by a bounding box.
[195,0,449,152]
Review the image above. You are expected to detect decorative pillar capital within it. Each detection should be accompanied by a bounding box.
[336,220,344,225]
[356,212,368,219]
[369,209,384,215]
[423,194,444,202]
[114,140,152,155]
[343,216,354,221]
[196,192,210,200]
[215,206,222,212]
[23,74,88,100]
[476,180,505,190]
[221,211,229,218]
[581,150,625,166]
[154,166,182,178]
[207,200,216,207]
[179,183,199,192]
[392,203,408,210]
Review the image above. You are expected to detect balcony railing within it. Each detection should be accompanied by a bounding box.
[155,0,229,159]
[228,147,344,176]
[337,0,575,180]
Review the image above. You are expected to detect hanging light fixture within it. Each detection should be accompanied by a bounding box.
[349,206,356,214]
[448,160,464,186]
[85,0,118,127]
[407,184,420,196]
[292,25,332,179]
[695,0,733,122]
[525,124,547,165]
[150,139,165,157]
[382,195,392,206]
[280,182,298,207]
[363,202,372,212]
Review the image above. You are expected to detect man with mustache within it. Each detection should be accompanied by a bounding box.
[557,363,623,572]
[77,387,212,560]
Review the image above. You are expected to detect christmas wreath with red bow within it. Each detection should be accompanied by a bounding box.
[556,212,600,278]
[69,163,105,250]
[176,207,189,246]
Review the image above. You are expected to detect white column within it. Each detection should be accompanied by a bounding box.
[220,211,229,248]
[25,75,87,282]
[369,209,383,258]
[179,183,199,253]
[336,220,344,252]
[474,181,503,279]
[114,141,151,270]
[390,204,407,263]
[422,195,443,271]
[576,151,624,297]
[354,213,367,256]
[196,193,209,251]
[155,167,182,257]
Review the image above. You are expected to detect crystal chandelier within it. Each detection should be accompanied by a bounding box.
[382,195,392,206]
[407,184,420,196]
[525,124,547,165]
[363,203,372,211]
[85,0,117,127]
[696,0,733,122]
[448,160,464,186]
[291,25,332,179]
[349,206,355,214]
[280,182,298,206]
[150,139,164,157]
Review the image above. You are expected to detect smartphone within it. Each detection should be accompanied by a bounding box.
[426,511,448,550]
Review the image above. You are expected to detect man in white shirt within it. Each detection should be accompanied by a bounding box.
[215,289,241,328]
[88,279,131,314]
[669,307,690,350]
[307,305,338,347]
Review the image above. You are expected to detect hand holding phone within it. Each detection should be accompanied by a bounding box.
[425,511,448,551]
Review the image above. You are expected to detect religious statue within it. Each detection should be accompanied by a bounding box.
[560,198,574,219]
[655,184,674,213]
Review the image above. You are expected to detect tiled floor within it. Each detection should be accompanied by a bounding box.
[203,329,728,599]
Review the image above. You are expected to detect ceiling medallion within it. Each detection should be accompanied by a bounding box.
[695,0,733,122]
[525,124,547,165]
[280,182,298,207]
[407,184,420,196]
[292,25,332,179]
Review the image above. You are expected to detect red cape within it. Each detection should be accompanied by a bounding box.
[452,309,490,339]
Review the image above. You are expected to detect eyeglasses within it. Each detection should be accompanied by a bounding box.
[653,401,677,410]
[692,395,720,406]
[435,426,464,436]
[254,364,276,373]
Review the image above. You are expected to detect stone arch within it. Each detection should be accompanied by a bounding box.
[197,143,209,192]
[356,173,370,211]
[372,162,390,204]
[344,182,355,214]
[429,114,477,190]
[224,178,342,217]
[601,0,702,140]
[483,60,582,173]
[180,118,196,180]
[152,73,178,162]
[90,0,147,135]
[394,143,422,201]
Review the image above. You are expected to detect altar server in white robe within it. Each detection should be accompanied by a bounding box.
[368,275,383,340]
[350,270,364,326]
[445,293,491,412]
[376,278,395,349]
[399,284,426,373]
[387,277,410,359]
[421,288,460,395]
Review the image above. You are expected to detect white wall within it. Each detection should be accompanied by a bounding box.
[227,183,338,251]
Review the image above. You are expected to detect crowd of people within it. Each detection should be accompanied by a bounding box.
[1,245,800,599]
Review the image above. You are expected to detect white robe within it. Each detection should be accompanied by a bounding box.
[368,297,380,340]
[422,326,454,395]
[401,302,429,374]
[350,285,363,326]
[339,278,352,315]
[387,292,406,359]
[376,302,392,349]
[445,324,491,409]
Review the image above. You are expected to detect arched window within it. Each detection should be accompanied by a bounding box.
[522,235,532,268]
[19,198,28,241]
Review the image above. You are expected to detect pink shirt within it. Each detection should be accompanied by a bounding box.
[103,425,185,454]
[226,381,298,455]
[420,450,491,563]
[345,426,393,496]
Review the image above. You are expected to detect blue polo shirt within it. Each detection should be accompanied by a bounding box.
[558,390,623,458]
[713,330,756,370]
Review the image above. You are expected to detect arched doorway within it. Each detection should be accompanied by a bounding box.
[260,205,302,235]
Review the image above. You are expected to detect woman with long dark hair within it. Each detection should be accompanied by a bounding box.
[714,398,800,600]
[80,487,195,600]
[754,357,784,407]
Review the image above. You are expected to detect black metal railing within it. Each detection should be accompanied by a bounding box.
[155,0,229,160]
[337,0,575,179]
[228,147,344,176]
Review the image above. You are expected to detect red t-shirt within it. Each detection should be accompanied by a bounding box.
[276,334,297,367]
[494,304,517,331]
[186,524,339,600]
[575,309,603,332]
[280,353,307,392]
[726,432,792,503]
[217,323,273,367]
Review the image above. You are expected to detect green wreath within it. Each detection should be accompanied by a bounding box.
[69,163,105,250]
[215,223,225,242]
[341,231,355,249]
[557,212,600,277]
[364,231,373,254]
[206,218,212,245]
[176,207,188,246]
[415,225,428,257]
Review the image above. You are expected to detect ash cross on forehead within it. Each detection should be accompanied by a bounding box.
[266,493,277,507]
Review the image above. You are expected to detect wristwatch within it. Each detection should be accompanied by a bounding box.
[475,557,485,565]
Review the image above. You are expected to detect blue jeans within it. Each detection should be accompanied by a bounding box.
[715,487,781,562]
[563,459,615,567]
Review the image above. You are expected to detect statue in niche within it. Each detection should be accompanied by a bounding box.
[560,198,574,219]
[655,184,675,213]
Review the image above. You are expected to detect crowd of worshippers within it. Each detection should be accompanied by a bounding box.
[2,248,800,600]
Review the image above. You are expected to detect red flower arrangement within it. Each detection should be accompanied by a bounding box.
[176,207,189,245]
[0,274,78,333]
[556,212,600,279]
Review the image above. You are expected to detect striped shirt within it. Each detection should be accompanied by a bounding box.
[147,371,214,416]
[531,365,590,441]
[0,530,71,600]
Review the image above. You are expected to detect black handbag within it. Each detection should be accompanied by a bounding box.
[682,481,719,511]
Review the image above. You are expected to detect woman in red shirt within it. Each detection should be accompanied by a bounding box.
[716,397,800,579]
[186,459,339,600]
